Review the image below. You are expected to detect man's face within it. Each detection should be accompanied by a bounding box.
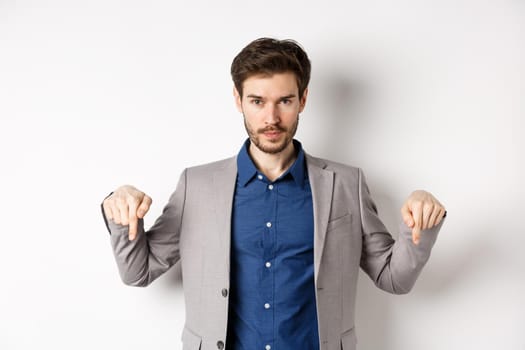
[234,72,308,155]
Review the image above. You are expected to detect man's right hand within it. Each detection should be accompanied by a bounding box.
[102,185,153,241]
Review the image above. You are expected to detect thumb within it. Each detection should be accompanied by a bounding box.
[137,195,152,219]
[401,204,414,228]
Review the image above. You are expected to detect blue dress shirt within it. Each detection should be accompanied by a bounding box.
[227,139,320,350]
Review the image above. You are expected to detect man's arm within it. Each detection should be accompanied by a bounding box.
[358,169,446,294]
[101,169,187,287]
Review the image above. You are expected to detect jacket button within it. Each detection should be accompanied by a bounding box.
[217,340,224,349]
[221,288,228,297]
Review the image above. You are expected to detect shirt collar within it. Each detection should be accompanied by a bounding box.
[236,138,307,188]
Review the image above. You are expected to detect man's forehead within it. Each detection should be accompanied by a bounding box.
[242,72,299,96]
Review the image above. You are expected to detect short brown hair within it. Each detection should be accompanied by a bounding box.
[231,37,311,98]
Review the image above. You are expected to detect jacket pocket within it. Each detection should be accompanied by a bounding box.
[340,327,357,350]
[181,326,202,350]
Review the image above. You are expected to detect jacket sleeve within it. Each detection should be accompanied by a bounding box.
[102,169,187,287]
[358,168,445,294]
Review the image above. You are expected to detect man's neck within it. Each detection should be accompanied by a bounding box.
[248,142,297,182]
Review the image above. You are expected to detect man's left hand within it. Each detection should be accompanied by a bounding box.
[401,190,446,245]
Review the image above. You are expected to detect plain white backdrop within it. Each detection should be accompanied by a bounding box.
[1,0,523,349]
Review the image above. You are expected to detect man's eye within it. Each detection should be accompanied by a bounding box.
[281,99,291,104]
[251,99,262,105]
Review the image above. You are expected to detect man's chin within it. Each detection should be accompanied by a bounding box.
[254,139,290,155]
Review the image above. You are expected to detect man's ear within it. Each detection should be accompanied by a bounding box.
[233,86,243,113]
[299,87,308,113]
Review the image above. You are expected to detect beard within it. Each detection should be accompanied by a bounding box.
[243,115,299,155]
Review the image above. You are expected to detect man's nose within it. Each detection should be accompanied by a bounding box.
[264,104,280,124]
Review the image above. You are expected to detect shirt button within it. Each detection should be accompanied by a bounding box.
[266,222,272,228]
[217,340,224,349]
[265,262,271,268]
[221,288,228,297]
[265,345,271,350]
[264,303,270,309]
[268,184,274,190]
[257,174,263,180]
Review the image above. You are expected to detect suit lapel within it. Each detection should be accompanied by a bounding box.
[306,154,334,284]
[212,158,238,274]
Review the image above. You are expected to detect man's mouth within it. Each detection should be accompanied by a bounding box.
[260,127,285,135]
[261,130,284,141]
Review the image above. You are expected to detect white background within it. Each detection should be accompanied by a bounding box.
[1,1,523,349]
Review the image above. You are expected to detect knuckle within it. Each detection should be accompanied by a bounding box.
[104,197,115,207]
[413,199,423,207]
[424,205,434,213]
[128,197,140,206]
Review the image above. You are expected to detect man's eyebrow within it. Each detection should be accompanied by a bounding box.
[245,94,297,99]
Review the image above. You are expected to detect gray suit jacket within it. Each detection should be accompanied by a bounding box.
[104,154,444,350]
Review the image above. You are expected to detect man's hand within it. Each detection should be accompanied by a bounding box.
[102,185,153,241]
[401,190,446,245]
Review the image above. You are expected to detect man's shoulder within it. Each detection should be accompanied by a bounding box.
[185,156,237,176]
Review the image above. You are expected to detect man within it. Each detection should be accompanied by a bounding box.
[102,38,446,350]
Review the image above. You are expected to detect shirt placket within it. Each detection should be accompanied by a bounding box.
[260,174,276,350]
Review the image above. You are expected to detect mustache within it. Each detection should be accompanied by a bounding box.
[257,125,287,134]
